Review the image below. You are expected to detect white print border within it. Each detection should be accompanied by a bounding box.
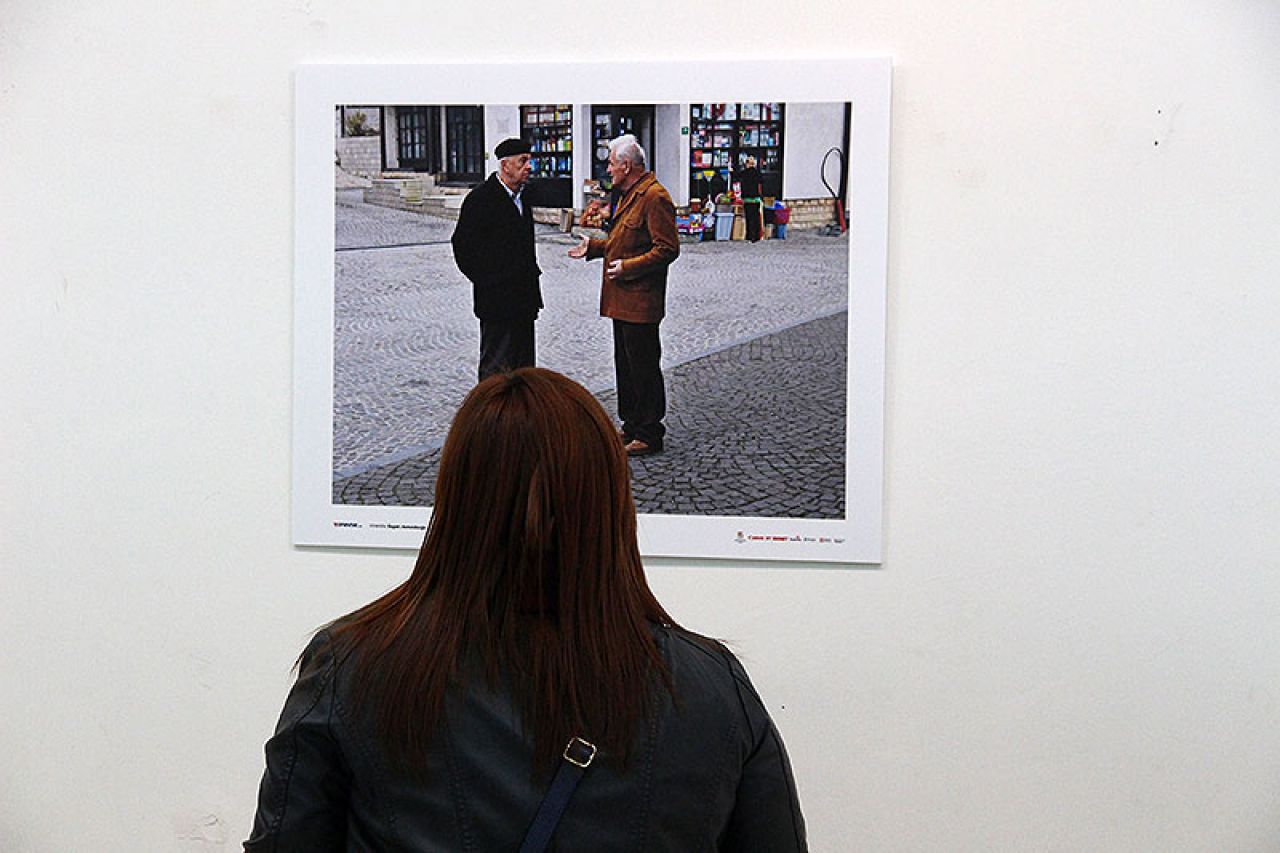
[293,59,890,564]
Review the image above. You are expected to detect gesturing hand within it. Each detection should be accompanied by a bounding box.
[567,236,589,259]
[606,260,624,281]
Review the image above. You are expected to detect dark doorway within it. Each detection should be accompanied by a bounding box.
[445,106,484,184]
[395,107,442,173]
[590,105,655,187]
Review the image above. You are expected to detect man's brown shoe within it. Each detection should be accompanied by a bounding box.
[624,439,659,457]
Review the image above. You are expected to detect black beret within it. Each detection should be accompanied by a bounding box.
[494,138,531,159]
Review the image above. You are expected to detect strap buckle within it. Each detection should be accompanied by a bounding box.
[562,737,597,768]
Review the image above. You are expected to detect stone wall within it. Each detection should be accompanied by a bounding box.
[531,207,562,226]
[336,136,381,178]
[782,197,839,230]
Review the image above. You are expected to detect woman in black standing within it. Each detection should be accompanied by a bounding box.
[245,368,807,851]
[738,155,765,243]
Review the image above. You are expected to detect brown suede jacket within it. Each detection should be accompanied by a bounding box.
[585,172,680,324]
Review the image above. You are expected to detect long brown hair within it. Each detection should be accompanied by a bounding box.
[328,368,677,772]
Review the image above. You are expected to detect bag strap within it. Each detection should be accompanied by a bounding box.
[518,737,597,853]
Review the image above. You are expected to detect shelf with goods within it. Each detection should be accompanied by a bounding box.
[520,104,573,207]
[675,197,712,238]
[591,111,613,183]
[688,102,785,202]
[528,152,573,179]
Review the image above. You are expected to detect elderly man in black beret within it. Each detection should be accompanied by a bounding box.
[451,137,543,380]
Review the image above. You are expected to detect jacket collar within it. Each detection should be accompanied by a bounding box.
[493,171,522,198]
[614,171,656,218]
[487,172,526,217]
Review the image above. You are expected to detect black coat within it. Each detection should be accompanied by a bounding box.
[451,173,544,321]
[245,625,808,851]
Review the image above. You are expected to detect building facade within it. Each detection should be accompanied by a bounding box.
[336,102,850,226]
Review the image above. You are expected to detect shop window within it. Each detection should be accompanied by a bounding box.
[689,103,784,201]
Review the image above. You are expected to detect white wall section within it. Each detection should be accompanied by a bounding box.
[2,2,1278,850]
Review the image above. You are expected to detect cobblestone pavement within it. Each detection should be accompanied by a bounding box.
[336,189,454,250]
[334,312,847,518]
[330,189,849,516]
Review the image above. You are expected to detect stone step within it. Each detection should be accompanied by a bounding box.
[428,194,465,209]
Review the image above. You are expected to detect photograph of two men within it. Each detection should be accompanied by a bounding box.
[331,100,850,519]
[292,61,890,561]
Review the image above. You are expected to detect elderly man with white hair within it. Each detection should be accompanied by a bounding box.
[569,134,679,456]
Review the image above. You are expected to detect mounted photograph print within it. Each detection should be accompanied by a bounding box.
[293,60,890,563]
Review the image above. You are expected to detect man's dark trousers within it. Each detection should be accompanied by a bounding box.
[612,319,665,447]
[478,317,536,381]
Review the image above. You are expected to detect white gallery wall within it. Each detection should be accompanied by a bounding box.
[3,2,1278,850]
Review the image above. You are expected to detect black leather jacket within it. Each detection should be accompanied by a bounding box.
[245,626,807,851]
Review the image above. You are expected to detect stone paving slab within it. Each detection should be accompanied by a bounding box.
[336,188,455,249]
[334,311,847,519]
[332,190,849,477]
